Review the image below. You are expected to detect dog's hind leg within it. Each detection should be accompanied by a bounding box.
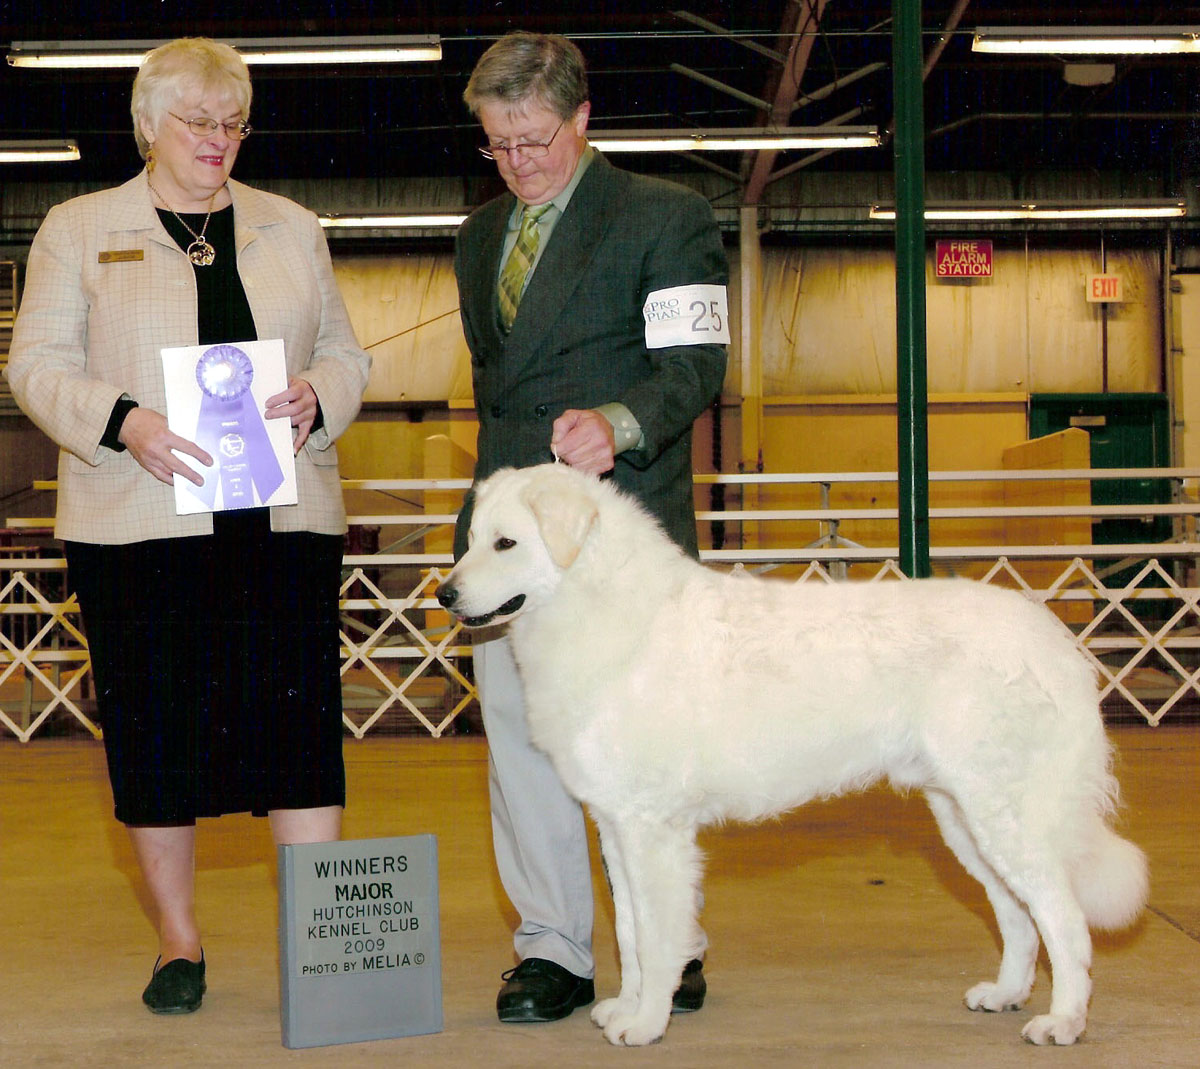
[928,788,1094,1045]
[590,816,702,1047]
[924,789,1039,1012]
[1011,877,1093,1045]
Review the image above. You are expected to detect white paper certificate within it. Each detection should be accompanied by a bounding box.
[160,338,299,515]
[642,283,731,349]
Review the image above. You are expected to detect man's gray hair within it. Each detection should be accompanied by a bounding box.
[463,32,588,120]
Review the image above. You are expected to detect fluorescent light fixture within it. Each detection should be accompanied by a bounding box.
[236,37,441,65]
[590,126,880,152]
[6,36,442,69]
[869,202,1187,221]
[319,212,468,230]
[0,139,80,162]
[972,26,1200,56]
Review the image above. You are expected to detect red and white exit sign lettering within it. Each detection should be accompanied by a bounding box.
[1086,274,1124,303]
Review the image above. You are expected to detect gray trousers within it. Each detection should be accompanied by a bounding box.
[473,634,596,978]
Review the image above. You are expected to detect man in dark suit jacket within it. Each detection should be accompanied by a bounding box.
[454,31,728,1024]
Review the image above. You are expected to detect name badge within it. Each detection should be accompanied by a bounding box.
[642,283,731,349]
[98,249,145,263]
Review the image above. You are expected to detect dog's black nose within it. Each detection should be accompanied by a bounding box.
[437,584,458,609]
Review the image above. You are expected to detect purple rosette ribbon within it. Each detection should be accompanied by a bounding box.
[187,344,285,509]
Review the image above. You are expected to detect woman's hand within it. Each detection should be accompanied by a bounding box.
[118,408,212,487]
[265,377,318,453]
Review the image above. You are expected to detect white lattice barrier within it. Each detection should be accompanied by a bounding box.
[0,565,99,742]
[1028,558,1200,727]
[338,564,476,738]
[4,555,1200,740]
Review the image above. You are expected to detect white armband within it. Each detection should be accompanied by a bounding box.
[642,283,731,349]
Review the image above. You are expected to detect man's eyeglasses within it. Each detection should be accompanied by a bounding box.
[169,112,253,141]
[479,119,564,161]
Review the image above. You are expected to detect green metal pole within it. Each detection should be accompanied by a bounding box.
[893,0,931,577]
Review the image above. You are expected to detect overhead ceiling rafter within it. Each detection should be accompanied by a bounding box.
[672,9,787,64]
[744,0,831,205]
[882,0,973,145]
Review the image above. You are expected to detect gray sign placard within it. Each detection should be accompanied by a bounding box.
[278,834,442,1048]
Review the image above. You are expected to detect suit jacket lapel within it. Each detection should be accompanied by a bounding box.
[227,178,287,254]
[505,154,620,360]
[105,172,178,252]
[463,195,514,353]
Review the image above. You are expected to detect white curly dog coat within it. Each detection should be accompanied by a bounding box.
[438,463,1148,1047]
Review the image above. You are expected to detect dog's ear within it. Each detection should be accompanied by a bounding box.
[525,482,599,569]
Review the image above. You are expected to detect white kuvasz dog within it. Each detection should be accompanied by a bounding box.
[438,463,1148,1048]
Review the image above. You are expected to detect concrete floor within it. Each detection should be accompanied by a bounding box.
[1,726,1197,1069]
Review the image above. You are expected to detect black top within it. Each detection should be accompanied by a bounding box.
[157,204,257,345]
[101,204,256,450]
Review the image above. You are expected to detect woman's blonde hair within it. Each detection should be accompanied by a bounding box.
[131,37,252,159]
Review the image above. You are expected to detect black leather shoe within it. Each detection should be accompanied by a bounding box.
[671,958,706,1013]
[497,957,595,1023]
[142,952,206,1014]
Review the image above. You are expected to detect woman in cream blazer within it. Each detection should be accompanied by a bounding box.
[9,169,366,543]
[5,37,370,1016]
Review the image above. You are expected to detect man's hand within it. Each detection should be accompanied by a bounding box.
[551,409,616,474]
[118,407,212,487]
[265,376,318,453]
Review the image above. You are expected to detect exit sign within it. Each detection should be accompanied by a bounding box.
[1086,274,1124,302]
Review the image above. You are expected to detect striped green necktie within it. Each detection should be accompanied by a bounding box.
[497,202,553,332]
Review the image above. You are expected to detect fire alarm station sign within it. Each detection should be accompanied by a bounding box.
[936,240,993,278]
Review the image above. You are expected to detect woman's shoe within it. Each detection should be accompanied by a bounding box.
[142,951,206,1014]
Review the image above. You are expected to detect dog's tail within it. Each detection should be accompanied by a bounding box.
[1071,819,1149,931]
[1029,639,1149,932]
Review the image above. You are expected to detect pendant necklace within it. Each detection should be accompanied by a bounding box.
[147,179,219,266]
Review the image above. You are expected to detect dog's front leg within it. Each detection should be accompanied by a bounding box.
[592,816,702,1046]
[590,813,642,1030]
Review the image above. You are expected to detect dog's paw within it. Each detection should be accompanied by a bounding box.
[600,1008,669,1047]
[964,981,1027,1012]
[1021,1013,1085,1046]
[591,996,635,1030]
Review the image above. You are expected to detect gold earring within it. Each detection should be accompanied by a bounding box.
[146,145,156,173]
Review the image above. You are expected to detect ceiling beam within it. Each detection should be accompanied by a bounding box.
[670,62,772,111]
[672,9,787,64]
[790,62,887,115]
[882,0,973,145]
[744,0,830,205]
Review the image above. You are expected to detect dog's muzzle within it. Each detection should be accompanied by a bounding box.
[437,584,526,628]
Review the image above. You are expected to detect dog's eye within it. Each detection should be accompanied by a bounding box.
[494,537,516,551]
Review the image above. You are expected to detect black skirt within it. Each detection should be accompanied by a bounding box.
[65,509,346,823]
